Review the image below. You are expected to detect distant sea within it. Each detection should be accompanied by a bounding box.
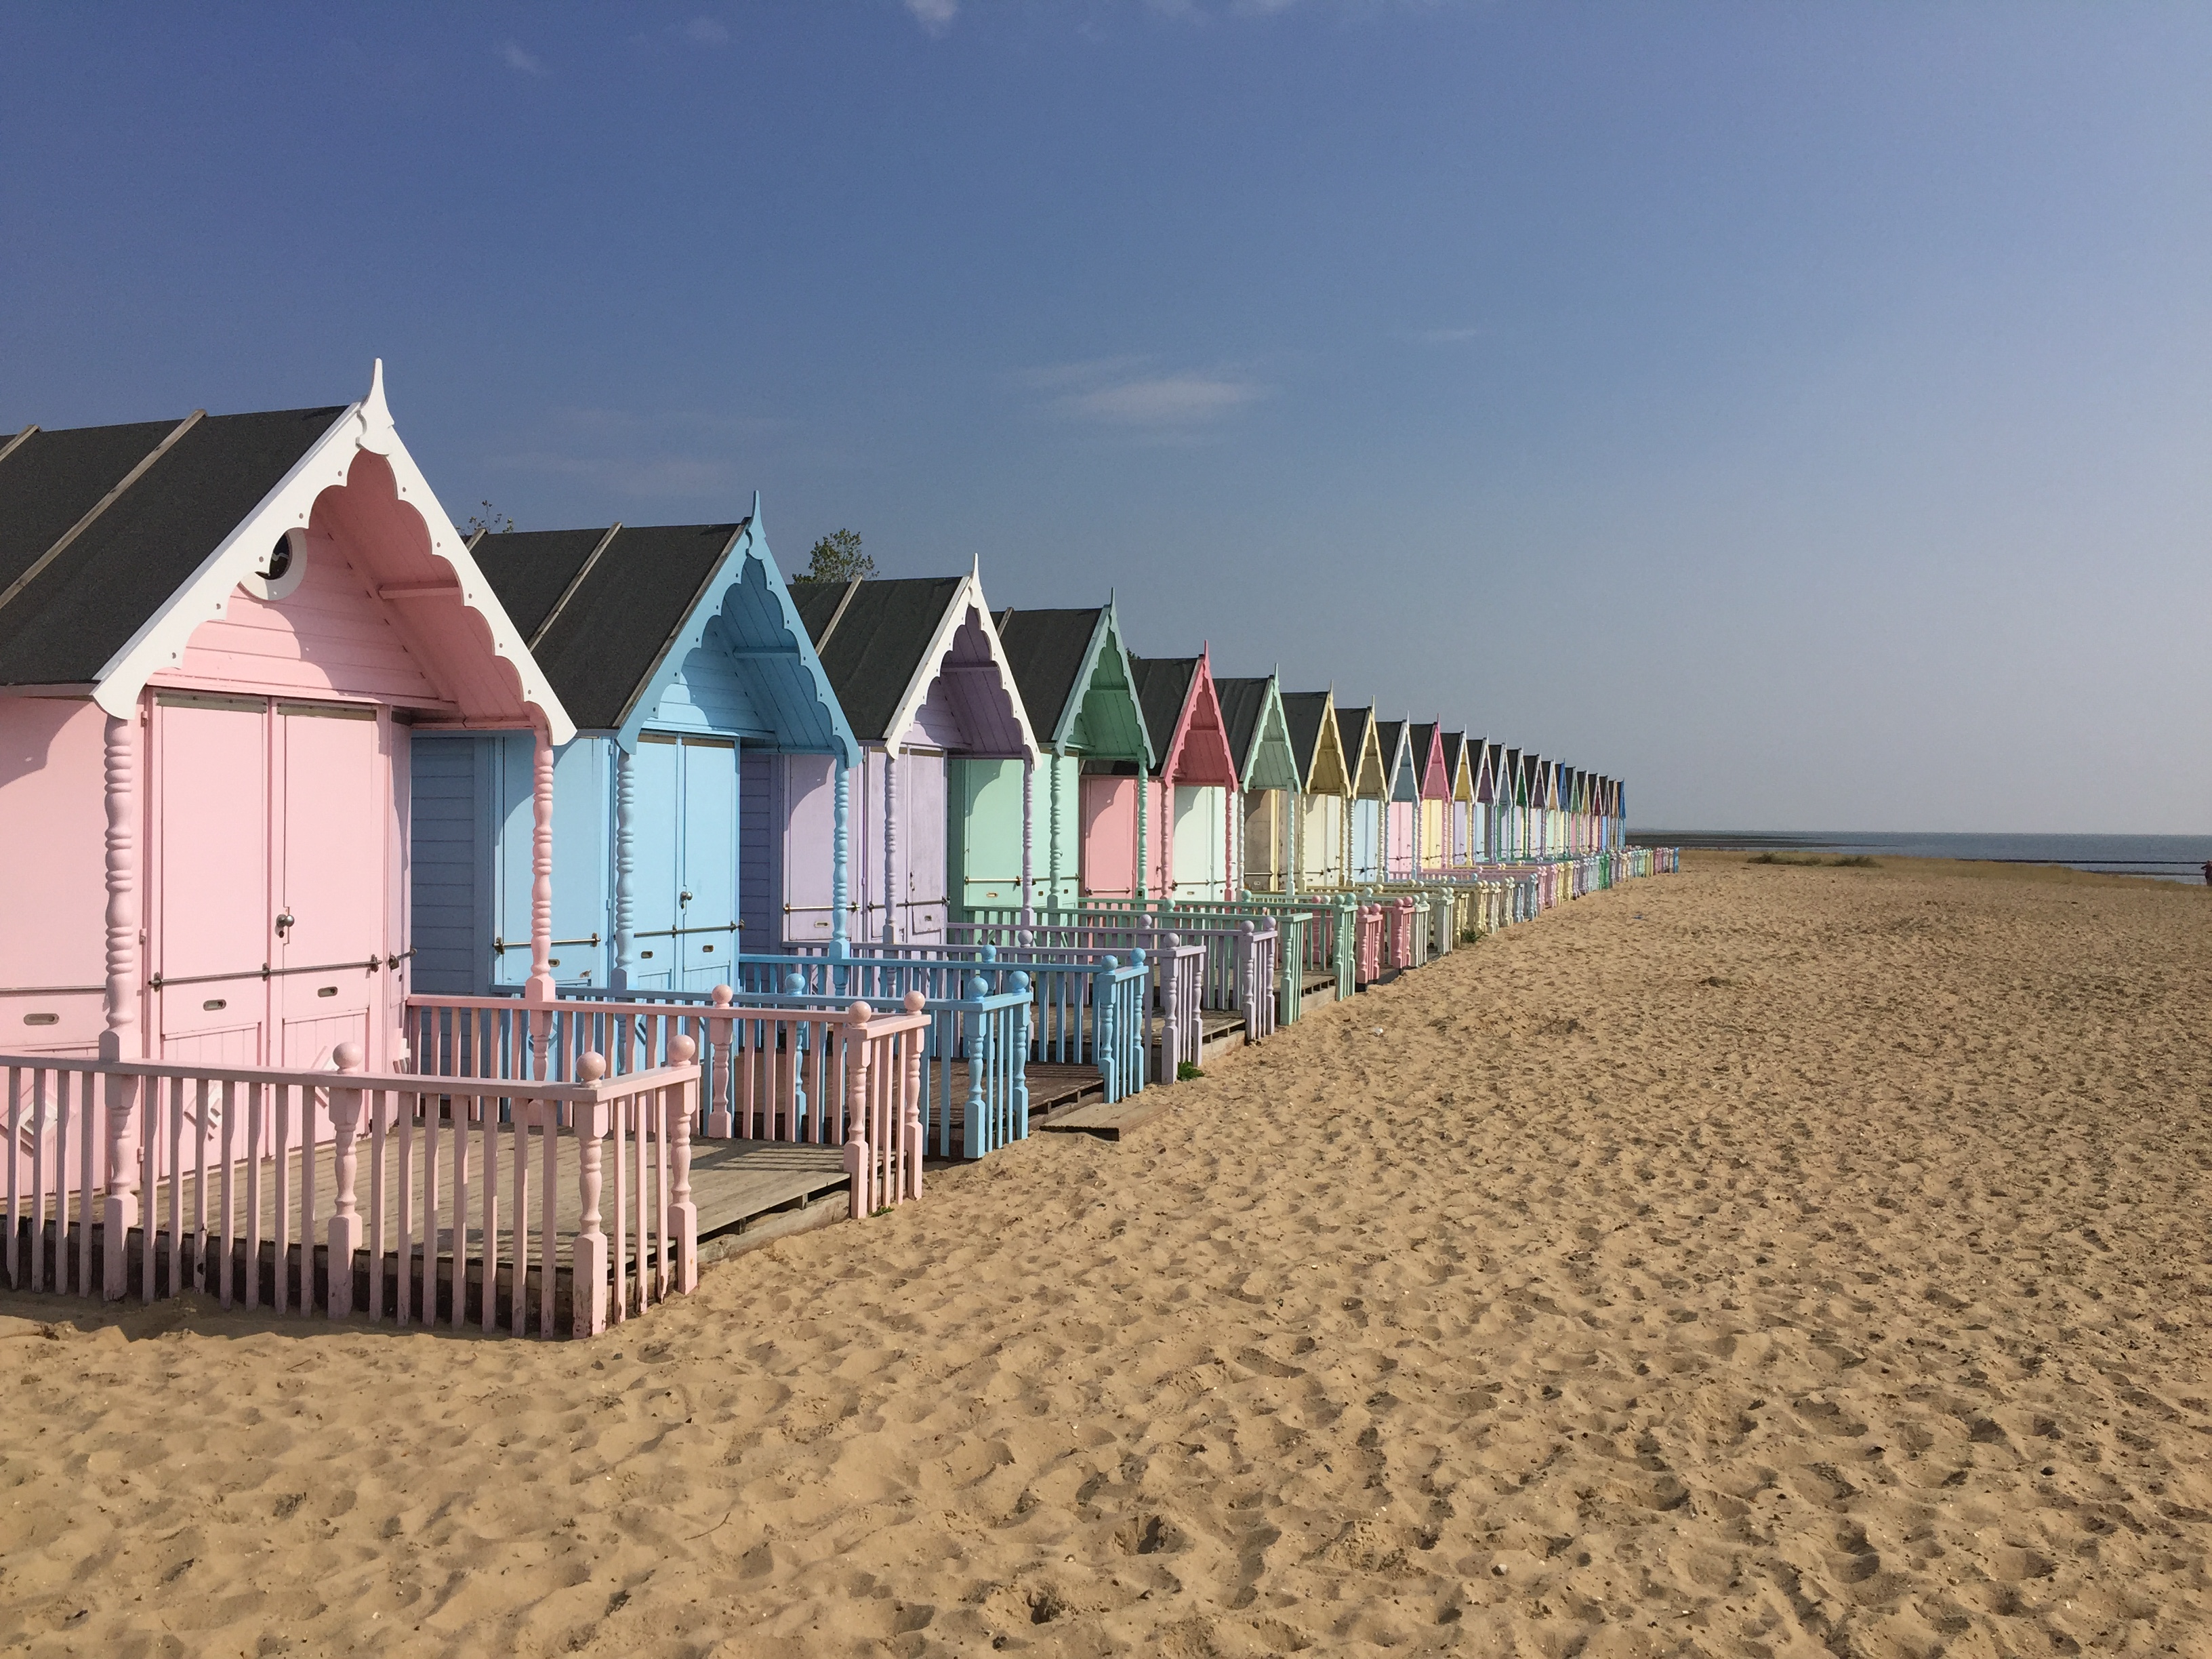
[1629,832,2212,884]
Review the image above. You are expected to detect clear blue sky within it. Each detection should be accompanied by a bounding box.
[5,3,2207,831]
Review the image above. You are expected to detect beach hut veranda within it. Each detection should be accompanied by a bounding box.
[0,365,567,1074]
[1126,651,1238,902]
[1334,705,1386,886]
[1441,731,1474,869]
[1279,690,1351,893]
[992,602,1151,914]
[1372,717,1420,883]
[1412,721,1450,874]
[1214,673,1299,895]
[0,373,750,1333]
[788,569,1036,945]
[406,508,856,996]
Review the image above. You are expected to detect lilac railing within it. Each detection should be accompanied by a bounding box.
[1,1042,711,1338]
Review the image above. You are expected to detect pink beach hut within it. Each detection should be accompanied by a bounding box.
[0,364,569,1074]
[1125,651,1240,901]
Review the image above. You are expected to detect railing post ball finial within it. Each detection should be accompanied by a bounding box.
[848,999,873,1025]
[1130,947,1145,967]
[1010,970,1031,996]
[579,1051,610,1082]
[1164,932,1181,949]
[668,1034,697,1065]
[711,983,735,1007]
[966,972,989,1001]
[783,968,806,996]
[981,942,998,963]
[903,989,928,1014]
[1101,954,1119,970]
[333,1040,365,1073]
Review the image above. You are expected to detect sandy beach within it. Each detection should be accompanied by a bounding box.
[4,853,2210,1658]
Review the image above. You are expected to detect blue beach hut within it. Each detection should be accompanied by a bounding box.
[409,505,855,994]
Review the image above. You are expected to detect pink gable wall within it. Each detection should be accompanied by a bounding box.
[170,532,450,706]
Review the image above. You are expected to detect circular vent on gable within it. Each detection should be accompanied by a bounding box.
[245,528,309,601]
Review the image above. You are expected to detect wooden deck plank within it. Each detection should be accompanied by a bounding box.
[1038,1089,1177,1141]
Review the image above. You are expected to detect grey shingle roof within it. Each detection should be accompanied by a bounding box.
[0,406,346,686]
[790,576,963,743]
[474,523,742,732]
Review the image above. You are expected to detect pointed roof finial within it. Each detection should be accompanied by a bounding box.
[356,356,396,454]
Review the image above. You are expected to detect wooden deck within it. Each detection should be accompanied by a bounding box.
[16,1135,851,1329]
[127,1133,848,1261]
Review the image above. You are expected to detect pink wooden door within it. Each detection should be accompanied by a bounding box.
[152,693,271,1065]
[1079,775,1136,899]
[274,702,385,1071]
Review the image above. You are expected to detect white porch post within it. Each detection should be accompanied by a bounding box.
[1048,752,1064,912]
[882,746,899,945]
[1227,785,1240,900]
[611,745,635,990]
[1136,769,1149,904]
[1287,787,1300,899]
[1020,756,1034,924]
[100,709,142,1298]
[832,755,851,956]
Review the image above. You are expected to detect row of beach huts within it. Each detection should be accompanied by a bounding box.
[0,366,1677,1336]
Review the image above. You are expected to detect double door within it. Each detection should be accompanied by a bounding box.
[151,693,390,1070]
[628,735,738,990]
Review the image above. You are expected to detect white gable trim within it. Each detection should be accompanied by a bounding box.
[884,568,1038,760]
[90,361,575,744]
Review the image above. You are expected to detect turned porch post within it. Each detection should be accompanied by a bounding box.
[1287,787,1300,899]
[1226,784,1239,901]
[1020,755,1035,925]
[831,756,851,957]
[611,746,636,990]
[326,1042,367,1319]
[1134,769,1148,903]
[668,1034,699,1293]
[1048,752,1063,912]
[100,710,142,1299]
[571,1052,611,1336]
[881,746,899,945]
[840,1002,874,1218]
[525,722,556,1080]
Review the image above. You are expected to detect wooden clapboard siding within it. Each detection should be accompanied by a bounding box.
[738,749,778,944]
[405,733,487,996]
[173,534,449,706]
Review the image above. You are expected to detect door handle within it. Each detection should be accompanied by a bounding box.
[679,889,692,906]
[275,911,295,940]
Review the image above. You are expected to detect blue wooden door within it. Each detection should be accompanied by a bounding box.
[678,737,739,987]
[629,736,681,990]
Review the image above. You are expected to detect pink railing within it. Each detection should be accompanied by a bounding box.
[3,1043,700,1338]
[1385,897,1425,970]
[404,994,931,1217]
[1355,904,1385,985]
